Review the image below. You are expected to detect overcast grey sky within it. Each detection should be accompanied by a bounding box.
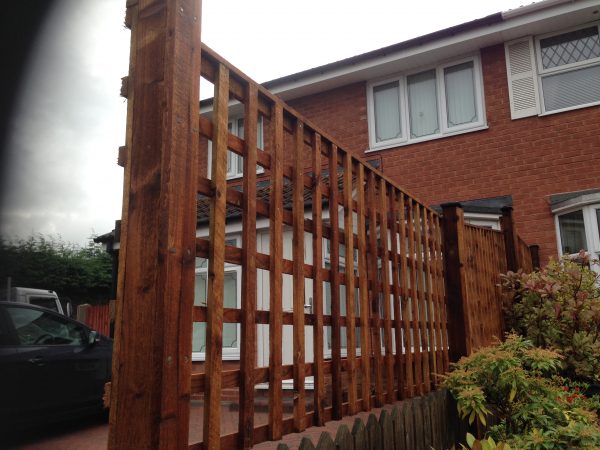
[1,0,530,245]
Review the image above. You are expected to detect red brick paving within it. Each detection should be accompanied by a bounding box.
[5,398,406,450]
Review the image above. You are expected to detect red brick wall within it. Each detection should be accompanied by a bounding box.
[286,44,600,264]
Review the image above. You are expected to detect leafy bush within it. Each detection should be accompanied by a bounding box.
[0,234,112,306]
[501,254,600,383]
[443,334,600,449]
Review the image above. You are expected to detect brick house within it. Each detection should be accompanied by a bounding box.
[200,0,600,272]
[101,0,600,367]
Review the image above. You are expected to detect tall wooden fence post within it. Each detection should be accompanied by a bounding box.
[441,203,471,362]
[501,206,519,272]
[108,0,201,448]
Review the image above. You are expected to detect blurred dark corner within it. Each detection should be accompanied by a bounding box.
[0,1,56,218]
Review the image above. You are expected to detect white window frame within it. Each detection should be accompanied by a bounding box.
[366,54,486,151]
[192,235,242,361]
[464,212,501,230]
[207,115,264,180]
[535,22,600,115]
[555,202,600,262]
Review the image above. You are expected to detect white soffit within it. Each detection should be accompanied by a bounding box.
[272,0,600,101]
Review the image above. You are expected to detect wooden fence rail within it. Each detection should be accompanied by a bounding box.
[110,1,538,448]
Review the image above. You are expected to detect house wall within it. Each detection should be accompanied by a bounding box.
[285,44,600,264]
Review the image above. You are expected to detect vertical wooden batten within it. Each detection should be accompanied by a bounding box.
[292,119,306,432]
[239,82,258,449]
[268,103,284,441]
[203,61,229,450]
[108,0,201,448]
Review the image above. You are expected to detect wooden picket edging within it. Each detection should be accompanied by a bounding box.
[268,390,461,450]
[109,1,538,448]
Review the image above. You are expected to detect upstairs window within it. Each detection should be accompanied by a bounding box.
[367,55,485,150]
[537,24,600,113]
[505,23,600,118]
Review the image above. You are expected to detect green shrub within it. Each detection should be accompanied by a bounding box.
[501,254,600,383]
[443,334,600,449]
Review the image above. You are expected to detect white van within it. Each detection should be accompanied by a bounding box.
[5,287,69,316]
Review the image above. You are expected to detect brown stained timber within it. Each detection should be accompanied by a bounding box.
[342,152,358,415]
[367,172,384,407]
[423,209,437,387]
[328,144,343,420]
[203,62,229,450]
[414,202,431,394]
[292,119,306,432]
[238,82,258,450]
[356,165,371,411]
[389,188,405,400]
[269,103,284,441]
[378,178,395,404]
[407,199,423,396]
[311,134,325,426]
[398,192,415,398]
[109,0,200,448]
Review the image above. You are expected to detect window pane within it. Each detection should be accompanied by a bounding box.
[542,65,600,111]
[192,271,238,352]
[558,210,587,254]
[540,26,600,70]
[8,307,84,346]
[195,273,207,306]
[596,209,600,241]
[373,81,402,142]
[407,70,439,138]
[28,297,59,312]
[223,272,237,348]
[444,61,477,127]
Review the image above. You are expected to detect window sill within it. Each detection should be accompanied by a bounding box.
[539,100,600,117]
[366,124,488,153]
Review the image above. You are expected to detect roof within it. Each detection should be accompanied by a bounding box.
[201,0,599,108]
[196,159,381,224]
[432,195,513,215]
[550,188,600,212]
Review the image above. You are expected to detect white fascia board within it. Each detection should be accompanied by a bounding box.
[270,0,600,101]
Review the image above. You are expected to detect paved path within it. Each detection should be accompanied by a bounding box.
[4,399,404,449]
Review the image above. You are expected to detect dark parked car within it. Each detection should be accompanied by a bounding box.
[0,301,112,433]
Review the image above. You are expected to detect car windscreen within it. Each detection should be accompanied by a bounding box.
[28,296,59,312]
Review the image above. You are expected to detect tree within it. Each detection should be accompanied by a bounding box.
[0,234,112,306]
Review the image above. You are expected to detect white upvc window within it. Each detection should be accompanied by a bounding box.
[464,212,501,230]
[536,23,600,114]
[192,236,241,361]
[323,238,361,358]
[207,115,264,180]
[554,201,600,276]
[366,55,486,150]
[505,22,600,119]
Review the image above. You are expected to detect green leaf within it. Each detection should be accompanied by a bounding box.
[509,386,517,402]
[466,433,476,447]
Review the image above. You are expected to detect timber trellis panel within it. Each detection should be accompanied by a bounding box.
[192,45,449,450]
[111,3,536,446]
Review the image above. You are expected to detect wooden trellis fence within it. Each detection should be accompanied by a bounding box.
[108,1,537,449]
[191,44,449,449]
